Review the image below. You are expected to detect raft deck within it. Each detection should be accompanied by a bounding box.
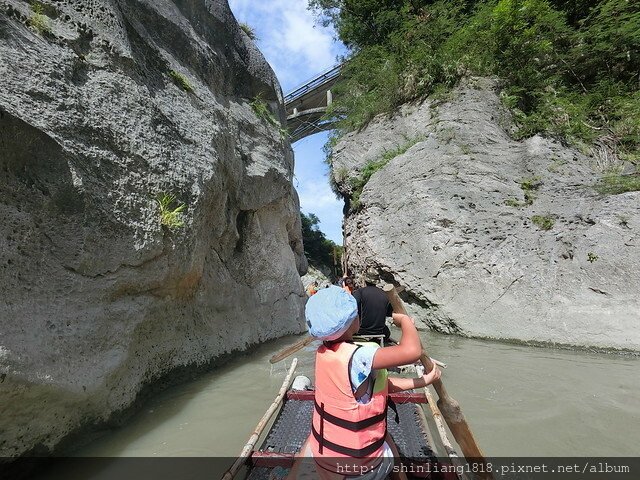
[246,390,438,479]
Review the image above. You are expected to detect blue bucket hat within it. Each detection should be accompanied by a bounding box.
[305,286,358,341]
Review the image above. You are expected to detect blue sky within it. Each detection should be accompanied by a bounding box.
[228,0,346,243]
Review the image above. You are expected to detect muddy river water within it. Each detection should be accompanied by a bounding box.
[67,330,639,463]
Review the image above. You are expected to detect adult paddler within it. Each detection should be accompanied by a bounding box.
[353,269,393,343]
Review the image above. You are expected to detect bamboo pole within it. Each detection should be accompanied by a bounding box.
[221,358,298,480]
[269,336,314,364]
[431,357,447,369]
[383,284,492,480]
[423,386,471,480]
[413,389,438,460]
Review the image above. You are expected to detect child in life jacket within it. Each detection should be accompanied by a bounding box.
[292,286,441,480]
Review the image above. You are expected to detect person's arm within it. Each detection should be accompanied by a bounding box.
[371,313,421,369]
[387,367,441,393]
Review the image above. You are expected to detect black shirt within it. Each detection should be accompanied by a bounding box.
[353,286,393,339]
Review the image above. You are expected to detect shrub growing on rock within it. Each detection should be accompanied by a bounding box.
[28,1,51,35]
[156,193,186,231]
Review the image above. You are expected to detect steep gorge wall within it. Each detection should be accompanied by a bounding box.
[332,78,640,351]
[0,0,307,456]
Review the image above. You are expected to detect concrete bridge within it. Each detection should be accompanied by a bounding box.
[284,64,342,143]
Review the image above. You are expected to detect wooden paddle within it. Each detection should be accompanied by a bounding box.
[383,284,492,479]
[269,336,314,364]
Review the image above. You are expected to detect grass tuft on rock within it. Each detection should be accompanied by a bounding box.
[531,214,554,230]
[595,174,640,195]
[520,176,543,205]
[250,95,276,124]
[239,23,257,40]
[250,94,288,140]
[29,1,51,35]
[349,137,422,211]
[169,70,194,93]
[157,193,186,231]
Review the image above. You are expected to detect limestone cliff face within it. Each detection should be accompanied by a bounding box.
[0,0,307,456]
[332,78,640,351]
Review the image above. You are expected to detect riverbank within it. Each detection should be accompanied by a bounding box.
[452,332,640,357]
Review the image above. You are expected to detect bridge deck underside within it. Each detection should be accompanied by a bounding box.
[285,75,340,142]
[287,113,335,142]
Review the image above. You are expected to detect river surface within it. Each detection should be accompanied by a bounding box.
[74,331,639,459]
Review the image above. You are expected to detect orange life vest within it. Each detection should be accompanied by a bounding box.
[310,341,388,474]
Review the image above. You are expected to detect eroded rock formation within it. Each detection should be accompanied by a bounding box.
[332,77,639,351]
[0,0,306,456]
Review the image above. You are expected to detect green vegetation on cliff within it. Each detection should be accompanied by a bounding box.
[348,136,423,211]
[311,0,639,167]
[157,193,186,231]
[28,1,51,35]
[169,70,194,93]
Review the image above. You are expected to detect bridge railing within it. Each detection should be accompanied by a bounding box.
[284,63,342,105]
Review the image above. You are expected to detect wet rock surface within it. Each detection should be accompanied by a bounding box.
[332,77,640,351]
[0,0,306,456]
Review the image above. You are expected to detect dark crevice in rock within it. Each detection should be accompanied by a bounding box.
[588,286,610,296]
[399,287,462,335]
[482,274,524,313]
[234,209,254,253]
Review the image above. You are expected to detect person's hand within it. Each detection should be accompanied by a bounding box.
[391,314,404,327]
[392,313,415,327]
[423,366,441,385]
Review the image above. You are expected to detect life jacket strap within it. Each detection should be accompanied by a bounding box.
[314,400,387,431]
[319,402,325,454]
[311,424,387,457]
[387,396,400,424]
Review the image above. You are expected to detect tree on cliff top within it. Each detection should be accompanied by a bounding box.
[301,211,343,277]
[311,0,640,166]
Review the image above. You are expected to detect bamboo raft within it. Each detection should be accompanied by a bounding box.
[222,359,467,480]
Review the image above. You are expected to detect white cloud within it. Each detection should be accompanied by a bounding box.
[298,181,339,211]
[280,8,335,68]
[228,0,343,91]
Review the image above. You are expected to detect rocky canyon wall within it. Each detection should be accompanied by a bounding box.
[332,77,639,351]
[0,0,306,456]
